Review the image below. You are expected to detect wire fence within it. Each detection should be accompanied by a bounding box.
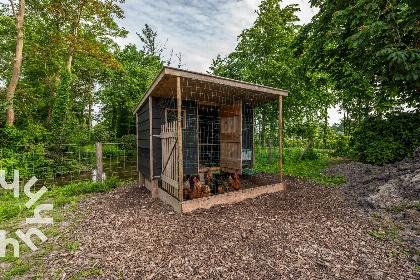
[0,143,137,188]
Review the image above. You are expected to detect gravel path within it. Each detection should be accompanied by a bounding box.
[35,175,419,279]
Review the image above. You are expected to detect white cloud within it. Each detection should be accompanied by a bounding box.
[115,1,318,73]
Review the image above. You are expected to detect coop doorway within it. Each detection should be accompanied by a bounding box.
[197,104,220,170]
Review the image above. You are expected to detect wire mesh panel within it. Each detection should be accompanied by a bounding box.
[0,143,137,189]
[150,75,282,202]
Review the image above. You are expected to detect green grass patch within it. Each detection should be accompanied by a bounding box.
[254,147,346,186]
[0,178,120,224]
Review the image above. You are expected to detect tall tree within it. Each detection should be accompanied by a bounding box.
[210,0,331,141]
[295,0,420,116]
[5,0,25,126]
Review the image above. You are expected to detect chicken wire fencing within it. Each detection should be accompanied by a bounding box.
[149,76,282,202]
[0,143,137,190]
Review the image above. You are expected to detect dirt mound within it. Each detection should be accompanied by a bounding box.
[322,147,420,209]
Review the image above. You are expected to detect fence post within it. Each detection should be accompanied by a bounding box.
[269,139,273,165]
[96,142,103,183]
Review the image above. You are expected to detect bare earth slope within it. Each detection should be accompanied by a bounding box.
[37,175,419,279]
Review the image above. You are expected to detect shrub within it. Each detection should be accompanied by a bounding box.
[119,134,136,150]
[0,125,24,148]
[351,111,420,165]
[332,135,352,157]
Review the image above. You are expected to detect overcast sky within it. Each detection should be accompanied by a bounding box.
[115,0,319,72]
[114,0,344,123]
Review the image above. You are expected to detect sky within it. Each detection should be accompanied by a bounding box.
[115,0,320,73]
[114,0,341,124]
[0,0,342,124]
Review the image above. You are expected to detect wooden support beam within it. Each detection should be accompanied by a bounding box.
[177,76,184,202]
[149,96,153,179]
[279,96,283,183]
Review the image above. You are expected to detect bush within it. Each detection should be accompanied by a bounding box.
[119,134,136,150]
[0,125,24,148]
[351,111,420,165]
[332,135,352,157]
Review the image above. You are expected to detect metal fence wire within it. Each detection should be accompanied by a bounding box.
[0,143,137,188]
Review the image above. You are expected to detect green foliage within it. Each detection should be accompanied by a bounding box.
[296,0,420,117]
[0,201,21,221]
[54,177,119,197]
[0,125,23,147]
[254,146,345,186]
[351,111,420,165]
[97,41,164,138]
[0,144,86,180]
[119,134,136,150]
[331,135,352,157]
[91,123,115,143]
[0,178,120,222]
[51,70,70,142]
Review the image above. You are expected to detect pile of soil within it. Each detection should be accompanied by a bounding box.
[29,176,418,279]
[322,147,420,263]
[322,147,420,209]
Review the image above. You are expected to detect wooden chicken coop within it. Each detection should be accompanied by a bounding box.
[133,67,288,213]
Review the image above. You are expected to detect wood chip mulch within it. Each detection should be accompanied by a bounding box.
[39,175,419,279]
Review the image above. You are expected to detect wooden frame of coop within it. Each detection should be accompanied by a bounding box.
[133,67,288,213]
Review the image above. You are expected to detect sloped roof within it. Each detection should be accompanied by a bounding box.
[133,66,288,114]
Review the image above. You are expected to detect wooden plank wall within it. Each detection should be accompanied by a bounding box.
[137,100,151,177]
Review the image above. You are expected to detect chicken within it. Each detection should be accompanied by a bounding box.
[228,176,235,192]
[190,177,202,199]
[206,174,215,194]
[202,184,211,197]
[233,174,241,190]
[217,183,225,194]
[211,177,219,194]
[228,174,241,192]
[183,180,191,200]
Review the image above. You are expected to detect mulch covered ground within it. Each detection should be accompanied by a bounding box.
[39,175,419,279]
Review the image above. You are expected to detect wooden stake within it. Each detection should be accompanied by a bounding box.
[279,96,283,183]
[96,142,103,183]
[177,77,183,202]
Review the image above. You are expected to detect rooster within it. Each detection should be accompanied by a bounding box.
[190,177,202,199]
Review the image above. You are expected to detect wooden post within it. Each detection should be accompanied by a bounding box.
[279,96,283,183]
[177,76,183,202]
[149,96,153,180]
[269,139,273,165]
[96,142,103,183]
[139,173,145,187]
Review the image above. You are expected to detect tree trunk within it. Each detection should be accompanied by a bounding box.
[5,0,25,126]
[67,4,82,71]
[88,100,92,131]
[261,111,266,148]
[300,138,313,160]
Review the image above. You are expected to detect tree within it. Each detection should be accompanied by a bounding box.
[5,0,25,126]
[210,0,332,142]
[97,42,164,138]
[295,0,420,116]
